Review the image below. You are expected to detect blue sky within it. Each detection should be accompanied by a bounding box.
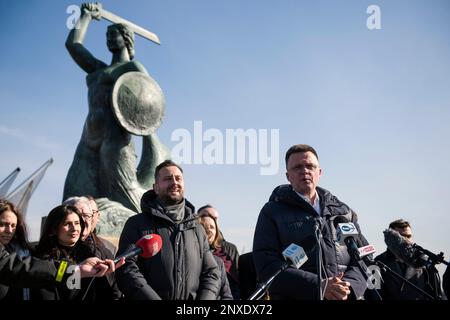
[1,0,450,275]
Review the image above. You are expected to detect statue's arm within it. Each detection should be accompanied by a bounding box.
[65,3,107,73]
[133,61,149,75]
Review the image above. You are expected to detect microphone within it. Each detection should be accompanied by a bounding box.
[383,228,428,268]
[282,243,308,269]
[412,243,449,266]
[334,216,361,260]
[358,244,376,260]
[334,217,385,300]
[248,243,308,300]
[114,234,162,264]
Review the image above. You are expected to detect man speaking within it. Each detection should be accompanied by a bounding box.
[253,144,369,300]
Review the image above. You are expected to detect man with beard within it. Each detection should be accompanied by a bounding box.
[115,160,220,299]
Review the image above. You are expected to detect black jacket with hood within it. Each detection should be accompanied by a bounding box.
[253,184,368,300]
[115,190,221,300]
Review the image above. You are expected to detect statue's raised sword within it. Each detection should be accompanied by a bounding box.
[95,3,160,45]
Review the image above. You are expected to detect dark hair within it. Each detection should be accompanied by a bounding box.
[389,219,411,230]
[0,199,32,251]
[35,205,88,262]
[197,204,213,214]
[285,144,319,168]
[107,23,135,59]
[154,160,183,182]
[198,213,223,249]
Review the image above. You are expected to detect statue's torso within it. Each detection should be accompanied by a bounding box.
[83,61,146,148]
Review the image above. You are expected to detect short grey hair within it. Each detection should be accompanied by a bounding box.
[63,196,91,210]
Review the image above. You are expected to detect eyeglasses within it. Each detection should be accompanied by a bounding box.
[81,213,94,221]
[289,164,319,172]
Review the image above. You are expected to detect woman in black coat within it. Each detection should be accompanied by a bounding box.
[33,205,92,300]
[0,200,34,300]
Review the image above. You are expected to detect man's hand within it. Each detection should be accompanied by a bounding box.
[324,272,351,300]
[79,257,125,278]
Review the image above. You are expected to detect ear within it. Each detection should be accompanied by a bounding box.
[153,183,158,195]
[285,171,290,182]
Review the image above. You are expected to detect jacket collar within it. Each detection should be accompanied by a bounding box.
[140,189,197,227]
[269,184,343,218]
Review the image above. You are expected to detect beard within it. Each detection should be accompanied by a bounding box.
[159,191,184,206]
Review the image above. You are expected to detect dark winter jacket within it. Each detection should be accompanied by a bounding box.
[0,242,32,300]
[375,249,443,300]
[115,190,221,300]
[213,255,233,300]
[81,233,122,300]
[444,265,450,299]
[0,244,73,295]
[253,184,368,300]
[218,240,240,299]
[32,243,92,300]
[238,252,258,300]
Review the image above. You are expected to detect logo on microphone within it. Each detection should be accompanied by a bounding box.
[336,222,359,245]
[358,245,376,258]
[341,224,356,233]
[282,243,308,269]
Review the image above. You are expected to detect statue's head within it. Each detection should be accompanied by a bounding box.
[107,23,135,59]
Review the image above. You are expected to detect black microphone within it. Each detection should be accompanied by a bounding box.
[383,228,429,268]
[412,243,449,266]
[334,216,361,261]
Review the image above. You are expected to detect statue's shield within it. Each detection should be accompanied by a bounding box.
[112,72,165,136]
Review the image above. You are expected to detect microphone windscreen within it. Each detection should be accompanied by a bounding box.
[383,228,403,246]
[136,234,163,258]
[383,228,419,266]
[333,215,349,227]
